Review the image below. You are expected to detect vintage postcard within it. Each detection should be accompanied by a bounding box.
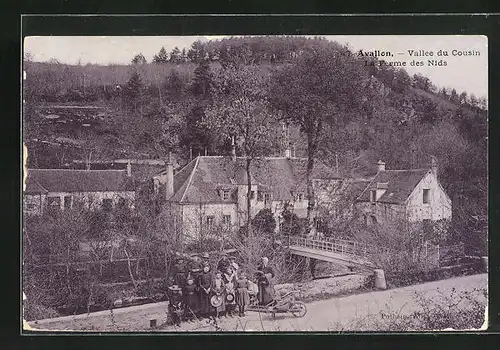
[22,35,488,332]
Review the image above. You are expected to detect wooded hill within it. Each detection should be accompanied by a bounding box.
[23,37,487,218]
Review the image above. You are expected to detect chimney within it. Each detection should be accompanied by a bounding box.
[430,155,438,178]
[377,160,386,172]
[126,162,132,177]
[231,136,237,162]
[166,152,174,200]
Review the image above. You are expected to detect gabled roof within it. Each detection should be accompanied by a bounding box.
[24,169,135,194]
[356,169,430,204]
[169,156,337,204]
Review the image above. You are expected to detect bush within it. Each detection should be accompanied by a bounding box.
[23,300,60,321]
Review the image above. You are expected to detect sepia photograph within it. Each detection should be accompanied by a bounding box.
[22,34,488,332]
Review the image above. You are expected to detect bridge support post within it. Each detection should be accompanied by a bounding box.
[374,269,387,290]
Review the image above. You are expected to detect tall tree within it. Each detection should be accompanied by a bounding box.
[152,46,169,64]
[125,70,145,115]
[269,44,368,232]
[190,59,213,100]
[450,88,459,103]
[187,40,207,63]
[169,47,182,64]
[203,65,282,238]
[163,69,185,100]
[131,53,147,65]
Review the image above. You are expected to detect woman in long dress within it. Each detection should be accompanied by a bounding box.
[235,270,251,317]
[210,270,226,318]
[197,262,214,318]
[257,257,275,306]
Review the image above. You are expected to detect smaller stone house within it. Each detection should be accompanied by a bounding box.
[355,157,452,228]
[23,169,136,216]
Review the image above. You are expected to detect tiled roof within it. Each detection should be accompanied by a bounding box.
[356,169,430,204]
[24,169,136,194]
[170,156,337,204]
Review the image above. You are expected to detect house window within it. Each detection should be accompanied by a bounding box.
[221,189,230,200]
[257,191,264,201]
[63,195,72,210]
[206,215,214,229]
[264,193,271,203]
[370,190,376,203]
[25,202,37,211]
[102,198,113,212]
[47,197,61,210]
[250,191,255,200]
[223,215,231,227]
[423,189,430,204]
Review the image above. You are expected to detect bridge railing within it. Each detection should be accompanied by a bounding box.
[287,236,375,258]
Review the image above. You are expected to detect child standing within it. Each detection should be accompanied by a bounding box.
[223,266,237,317]
[183,276,199,322]
[235,270,251,317]
[210,270,226,319]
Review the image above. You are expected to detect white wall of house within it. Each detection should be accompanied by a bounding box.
[356,201,406,226]
[354,171,452,226]
[24,191,135,215]
[405,171,452,222]
[24,193,47,215]
[180,202,238,240]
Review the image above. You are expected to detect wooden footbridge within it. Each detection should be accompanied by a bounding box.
[284,236,378,269]
[284,236,465,270]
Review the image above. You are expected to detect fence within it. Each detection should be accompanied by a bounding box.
[286,236,465,267]
[287,236,376,258]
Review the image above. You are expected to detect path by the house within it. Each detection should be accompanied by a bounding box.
[27,273,487,332]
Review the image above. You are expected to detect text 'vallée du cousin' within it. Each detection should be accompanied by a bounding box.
[358,49,481,67]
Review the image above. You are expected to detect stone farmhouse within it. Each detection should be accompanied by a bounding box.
[154,152,338,240]
[316,156,452,232]
[23,169,135,216]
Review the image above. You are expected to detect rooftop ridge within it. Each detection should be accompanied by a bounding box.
[27,168,127,173]
[180,156,200,203]
[383,168,429,172]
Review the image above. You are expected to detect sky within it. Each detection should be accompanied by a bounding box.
[24,35,488,98]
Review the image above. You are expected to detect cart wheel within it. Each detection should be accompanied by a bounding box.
[290,301,307,318]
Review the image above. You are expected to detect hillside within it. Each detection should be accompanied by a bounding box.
[23,37,486,209]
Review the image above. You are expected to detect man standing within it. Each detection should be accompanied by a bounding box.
[172,257,188,288]
[188,254,203,281]
[256,257,275,306]
[217,253,231,274]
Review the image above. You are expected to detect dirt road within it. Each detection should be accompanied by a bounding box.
[28,273,487,332]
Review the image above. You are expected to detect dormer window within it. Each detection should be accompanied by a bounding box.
[222,189,230,200]
[297,193,304,201]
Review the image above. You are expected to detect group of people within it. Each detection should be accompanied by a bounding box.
[166,253,276,326]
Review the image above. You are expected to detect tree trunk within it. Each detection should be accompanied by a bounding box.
[306,133,316,235]
[123,245,138,289]
[246,157,252,238]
